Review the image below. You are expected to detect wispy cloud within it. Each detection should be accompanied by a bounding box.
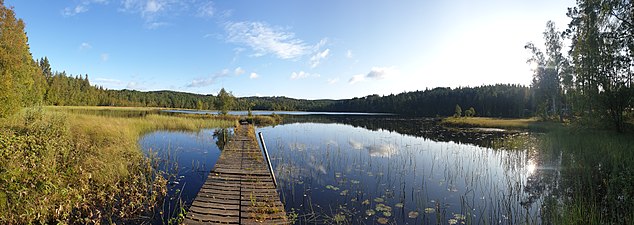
[348,74,364,84]
[95,78,124,85]
[234,67,245,76]
[346,50,354,59]
[101,53,110,61]
[187,69,230,88]
[197,1,214,18]
[310,48,330,68]
[249,72,259,79]
[327,78,339,84]
[62,0,108,16]
[366,67,398,79]
[224,21,310,59]
[63,5,88,16]
[79,42,93,51]
[348,66,399,84]
[290,71,319,80]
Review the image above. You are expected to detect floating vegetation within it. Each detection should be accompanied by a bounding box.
[453,213,466,220]
[339,190,348,196]
[374,197,385,203]
[325,185,340,191]
[448,218,458,225]
[395,203,404,208]
[362,199,370,205]
[365,209,376,216]
[377,217,389,224]
[382,211,392,217]
[424,207,436,214]
[408,211,420,218]
[350,179,360,184]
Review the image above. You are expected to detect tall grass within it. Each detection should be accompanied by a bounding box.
[0,107,234,224]
[539,127,634,224]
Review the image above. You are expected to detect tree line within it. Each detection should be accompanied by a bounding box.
[526,0,633,131]
[2,0,632,131]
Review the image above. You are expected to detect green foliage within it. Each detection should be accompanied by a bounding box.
[539,128,634,224]
[464,107,476,117]
[216,88,235,115]
[454,104,462,117]
[564,0,634,131]
[0,107,234,223]
[525,21,569,120]
[0,2,44,118]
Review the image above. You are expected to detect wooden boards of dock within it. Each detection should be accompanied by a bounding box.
[183,124,289,225]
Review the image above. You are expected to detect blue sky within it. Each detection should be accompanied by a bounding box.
[7,0,574,99]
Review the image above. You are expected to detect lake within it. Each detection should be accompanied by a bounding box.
[140,115,548,224]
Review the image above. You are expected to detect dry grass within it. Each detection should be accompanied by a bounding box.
[0,107,234,224]
[441,117,540,130]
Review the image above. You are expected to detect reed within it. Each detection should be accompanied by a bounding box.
[0,106,234,224]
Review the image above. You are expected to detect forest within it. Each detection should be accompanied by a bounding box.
[1,0,633,131]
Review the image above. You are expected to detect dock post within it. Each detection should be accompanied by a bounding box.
[258,132,277,187]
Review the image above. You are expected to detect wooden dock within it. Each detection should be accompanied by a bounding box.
[183,125,288,224]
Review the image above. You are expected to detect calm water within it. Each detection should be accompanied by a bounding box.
[139,116,545,224]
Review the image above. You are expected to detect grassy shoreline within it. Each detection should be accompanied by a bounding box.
[0,106,235,224]
[441,116,563,131]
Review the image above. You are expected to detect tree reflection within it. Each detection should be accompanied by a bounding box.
[213,128,233,150]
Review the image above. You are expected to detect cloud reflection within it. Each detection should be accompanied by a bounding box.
[349,139,397,157]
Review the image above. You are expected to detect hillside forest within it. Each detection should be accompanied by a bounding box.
[1,0,633,131]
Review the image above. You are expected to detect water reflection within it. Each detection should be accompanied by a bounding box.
[282,115,514,148]
[139,129,226,224]
[259,122,545,224]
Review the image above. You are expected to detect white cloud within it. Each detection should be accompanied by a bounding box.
[79,42,92,50]
[346,50,353,59]
[197,1,214,17]
[147,21,169,29]
[348,74,364,84]
[187,69,231,88]
[348,66,399,84]
[126,81,146,90]
[234,67,245,76]
[313,38,328,51]
[366,66,398,80]
[62,0,108,16]
[327,78,339,84]
[63,5,88,16]
[101,53,110,61]
[249,72,259,79]
[290,71,319,80]
[95,78,123,85]
[310,48,330,68]
[144,0,163,14]
[224,21,309,59]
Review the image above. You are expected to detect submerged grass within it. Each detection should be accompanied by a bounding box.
[538,127,634,224]
[0,106,234,224]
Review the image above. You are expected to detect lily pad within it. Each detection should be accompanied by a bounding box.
[375,204,392,212]
[350,180,360,184]
[340,190,348,196]
[362,199,370,205]
[382,211,392,217]
[395,203,404,208]
[453,213,466,220]
[408,211,419,218]
[424,207,436,214]
[365,209,376,216]
[374,197,385,203]
[377,217,389,224]
[448,218,458,225]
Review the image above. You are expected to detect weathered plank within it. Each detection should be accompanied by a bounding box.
[183,124,288,225]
